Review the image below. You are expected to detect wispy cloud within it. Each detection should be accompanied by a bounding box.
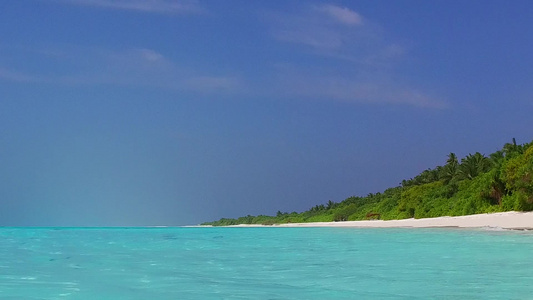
[0,68,39,83]
[314,4,362,25]
[274,66,446,109]
[0,45,243,94]
[55,0,203,14]
[269,3,402,68]
[185,76,242,92]
[266,3,448,109]
[1,3,445,109]
[270,4,369,52]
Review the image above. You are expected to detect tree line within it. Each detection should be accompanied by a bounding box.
[202,138,533,226]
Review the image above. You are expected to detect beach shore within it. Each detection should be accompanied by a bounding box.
[227,211,533,230]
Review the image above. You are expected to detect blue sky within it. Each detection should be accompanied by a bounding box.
[1,0,532,226]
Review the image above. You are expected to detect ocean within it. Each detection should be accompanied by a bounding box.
[0,227,531,299]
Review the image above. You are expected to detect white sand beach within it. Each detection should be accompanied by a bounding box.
[229,211,533,230]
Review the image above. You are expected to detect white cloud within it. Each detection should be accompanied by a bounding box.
[139,49,164,62]
[185,76,242,92]
[274,27,344,50]
[269,4,369,51]
[315,4,362,25]
[268,3,395,65]
[265,4,446,109]
[0,46,243,94]
[290,76,447,108]
[0,68,38,83]
[273,65,447,109]
[102,48,171,69]
[56,0,202,14]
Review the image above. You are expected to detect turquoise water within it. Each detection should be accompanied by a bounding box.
[0,227,532,299]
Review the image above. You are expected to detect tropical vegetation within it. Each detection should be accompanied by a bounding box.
[202,139,533,226]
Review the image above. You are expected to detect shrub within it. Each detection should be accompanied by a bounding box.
[333,204,358,221]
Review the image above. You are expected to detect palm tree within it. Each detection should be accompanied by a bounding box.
[473,152,491,173]
[326,200,336,210]
[447,152,458,166]
[441,152,459,183]
[489,150,505,168]
[503,138,523,158]
[458,152,490,180]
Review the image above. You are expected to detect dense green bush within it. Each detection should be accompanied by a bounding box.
[332,204,358,221]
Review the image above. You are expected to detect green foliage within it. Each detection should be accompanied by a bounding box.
[502,144,533,190]
[305,214,334,223]
[500,143,533,211]
[458,152,491,180]
[401,168,441,187]
[479,169,507,205]
[399,181,441,217]
[332,204,358,221]
[202,138,533,226]
[501,191,533,211]
[441,153,459,184]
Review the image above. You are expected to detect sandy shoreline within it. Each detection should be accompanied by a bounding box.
[223,211,533,230]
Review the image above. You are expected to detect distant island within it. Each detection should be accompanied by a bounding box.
[202,139,533,226]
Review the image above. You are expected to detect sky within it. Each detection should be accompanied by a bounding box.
[1,0,532,226]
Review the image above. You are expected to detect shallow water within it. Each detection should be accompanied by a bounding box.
[0,227,532,299]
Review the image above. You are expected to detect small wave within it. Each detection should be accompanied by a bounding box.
[482,226,507,231]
